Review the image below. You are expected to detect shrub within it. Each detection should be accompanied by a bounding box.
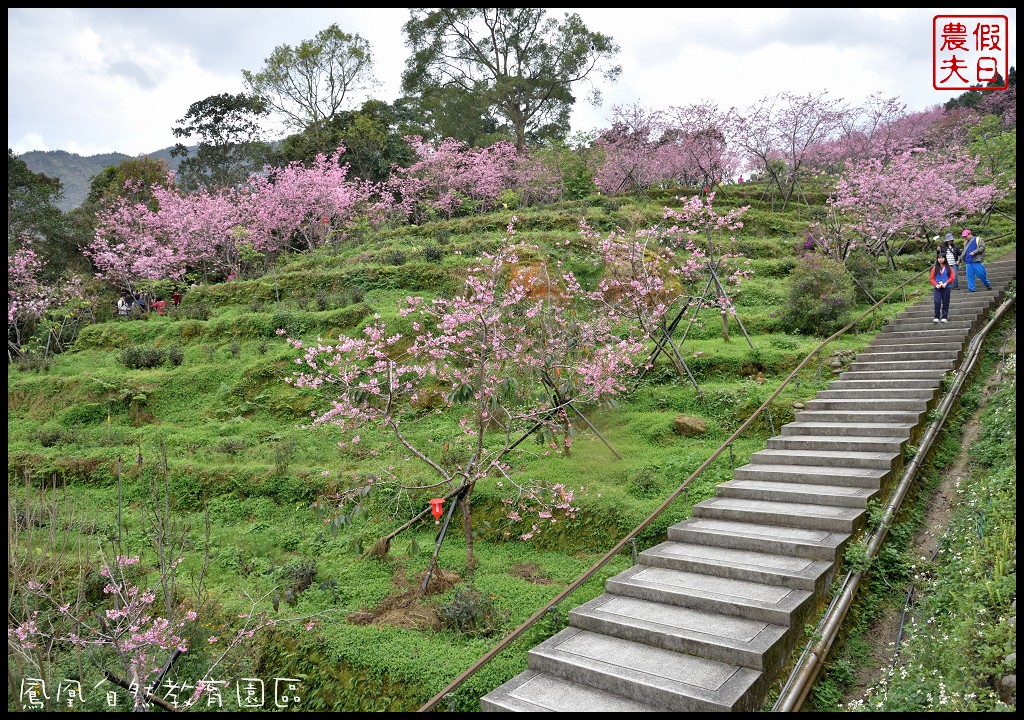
[167,346,184,366]
[421,245,445,263]
[57,402,107,428]
[214,438,248,455]
[119,347,167,369]
[15,352,51,373]
[437,586,509,637]
[845,247,880,299]
[178,302,212,321]
[780,254,857,336]
[384,250,407,266]
[499,188,521,210]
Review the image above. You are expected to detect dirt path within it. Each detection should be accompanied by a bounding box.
[840,325,1014,706]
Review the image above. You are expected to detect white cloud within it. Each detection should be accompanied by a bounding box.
[7,8,1017,157]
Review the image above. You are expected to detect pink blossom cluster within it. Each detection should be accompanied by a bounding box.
[285,221,648,533]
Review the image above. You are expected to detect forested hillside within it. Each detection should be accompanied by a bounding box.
[18,147,183,211]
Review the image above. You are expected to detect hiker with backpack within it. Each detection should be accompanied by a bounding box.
[961,229,992,292]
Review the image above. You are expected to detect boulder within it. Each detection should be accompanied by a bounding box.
[673,415,707,436]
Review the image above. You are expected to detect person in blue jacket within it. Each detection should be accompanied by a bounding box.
[930,253,955,323]
[961,229,991,292]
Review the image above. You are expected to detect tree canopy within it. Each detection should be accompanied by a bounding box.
[401,8,621,151]
[242,24,376,135]
[8,149,72,271]
[171,92,272,191]
[274,99,416,183]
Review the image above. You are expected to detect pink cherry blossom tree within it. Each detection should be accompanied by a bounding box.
[240,148,380,253]
[381,136,528,223]
[8,243,49,358]
[8,242,90,361]
[284,220,647,568]
[592,103,674,194]
[661,101,741,190]
[728,91,850,209]
[661,193,754,343]
[818,148,1002,266]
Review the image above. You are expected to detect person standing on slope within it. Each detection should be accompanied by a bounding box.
[962,229,991,292]
[941,233,962,289]
[930,253,955,323]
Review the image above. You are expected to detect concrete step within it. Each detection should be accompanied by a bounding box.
[749,447,897,469]
[816,388,936,400]
[569,594,790,671]
[639,541,835,593]
[882,321,975,333]
[845,359,954,372]
[525,628,765,711]
[793,409,923,424]
[767,434,906,454]
[853,350,958,363]
[869,330,968,344]
[780,421,915,438]
[691,496,865,533]
[805,398,929,412]
[861,341,963,353]
[715,478,878,508]
[480,669,665,711]
[667,517,849,561]
[826,378,940,390]
[733,462,886,489]
[887,314,976,326]
[901,306,988,319]
[902,298,992,312]
[835,369,946,382]
[605,564,815,626]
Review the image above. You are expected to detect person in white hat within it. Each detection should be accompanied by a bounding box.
[941,233,961,289]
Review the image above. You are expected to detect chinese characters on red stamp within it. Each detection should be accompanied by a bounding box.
[934,15,1010,91]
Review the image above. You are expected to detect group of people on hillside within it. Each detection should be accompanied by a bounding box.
[116,290,182,319]
[929,228,991,323]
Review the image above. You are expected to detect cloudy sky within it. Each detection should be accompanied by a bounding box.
[8,8,1017,157]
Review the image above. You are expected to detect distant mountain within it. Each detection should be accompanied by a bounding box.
[16,147,184,212]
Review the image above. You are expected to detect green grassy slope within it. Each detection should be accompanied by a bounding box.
[7,184,1016,711]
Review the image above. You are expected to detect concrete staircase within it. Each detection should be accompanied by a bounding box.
[481,255,1016,712]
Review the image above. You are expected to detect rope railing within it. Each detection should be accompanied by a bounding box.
[417,263,932,712]
[773,285,1016,711]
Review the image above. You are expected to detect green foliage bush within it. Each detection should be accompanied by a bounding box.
[56,402,107,428]
[73,324,131,350]
[437,586,510,637]
[845,247,880,299]
[780,254,857,336]
[118,346,167,369]
[421,245,445,263]
[177,302,213,320]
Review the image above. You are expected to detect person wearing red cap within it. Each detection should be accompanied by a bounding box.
[962,229,991,292]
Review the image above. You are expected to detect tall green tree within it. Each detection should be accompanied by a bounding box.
[242,24,376,140]
[274,99,416,182]
[394,86,503,148]
[7,149,74,272]
[401,8,621,152]
[171,93,272,191]
[966,115,1016,196]
[85,156,174,210]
